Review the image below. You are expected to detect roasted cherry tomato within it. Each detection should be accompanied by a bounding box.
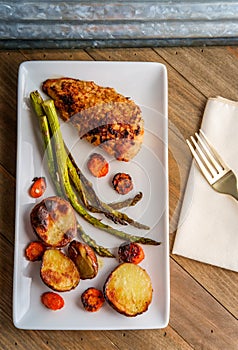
[112,172,133,195]
[41,292,65,311]
[81,287,105,312]
[87,153,109,178]
[118,242,145,264]
[25,241,46,261]
[29,177,46,198]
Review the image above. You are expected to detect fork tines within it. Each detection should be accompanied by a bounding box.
[186,129,229,184]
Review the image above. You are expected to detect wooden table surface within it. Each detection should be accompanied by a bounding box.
[0,46,237,350]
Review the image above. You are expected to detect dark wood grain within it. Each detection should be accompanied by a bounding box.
[0,47,237,350]
[155,46,238,101]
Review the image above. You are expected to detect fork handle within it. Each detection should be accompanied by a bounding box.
[213,170,238,200]
[230,193,238,201]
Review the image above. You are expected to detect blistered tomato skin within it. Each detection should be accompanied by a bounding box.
[118,242,145,264]
[81,288,105,312]
[29,177,47,198]
[41,292,65,311]
[112,173,133,195]
[25,241,46,261]
[87,153,109,178]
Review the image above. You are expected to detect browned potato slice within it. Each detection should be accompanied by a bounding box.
[30,196,76,247]
[40,249,80,292]
[104,263,153,317]
[68,240,98,279]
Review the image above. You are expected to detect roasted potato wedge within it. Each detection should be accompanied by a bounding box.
[68,240,98,279]
[104,263,153,317]
[30,196,76,247]
[40,249,80,292]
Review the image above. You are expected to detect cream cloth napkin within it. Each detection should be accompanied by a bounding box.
[172,97,238,272]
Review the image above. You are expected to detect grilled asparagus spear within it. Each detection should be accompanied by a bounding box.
[30,91,63,197]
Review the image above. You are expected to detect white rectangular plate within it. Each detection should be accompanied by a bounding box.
[13,61,169,330]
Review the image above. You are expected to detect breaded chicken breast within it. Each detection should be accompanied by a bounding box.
[42,77,144,161]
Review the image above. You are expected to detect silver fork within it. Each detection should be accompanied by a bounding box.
[186,129,238,200]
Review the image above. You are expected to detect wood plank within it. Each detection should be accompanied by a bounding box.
[20,49,93,61]
[85,47,160,62]
[0,51,24,176]
[104,327,192,350]
[0,165,15,243]
[0,99,16,176]
[0,234,14,318]
[171,255,238,319]
[154,46,238,101]
[170,259,238,350]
